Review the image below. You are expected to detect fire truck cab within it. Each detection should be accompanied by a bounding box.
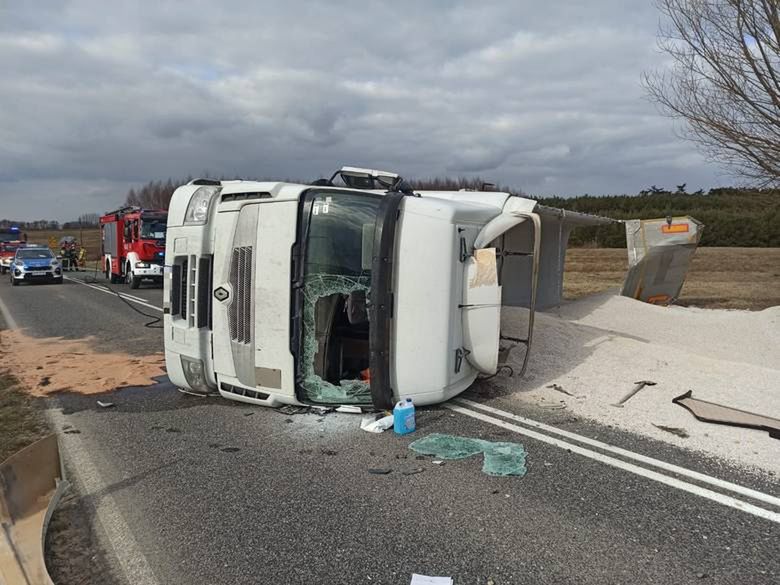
[100,207,167,288]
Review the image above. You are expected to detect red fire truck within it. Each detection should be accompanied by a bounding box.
[0,227,26,274]
[100,207,167,288]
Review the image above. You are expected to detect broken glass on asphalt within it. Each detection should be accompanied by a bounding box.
[409,433,527,477]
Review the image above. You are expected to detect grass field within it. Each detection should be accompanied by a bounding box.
[24,228,101,261]
[564,247,780,310]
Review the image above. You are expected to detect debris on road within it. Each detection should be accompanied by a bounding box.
[360,413,394,433]
[402,468,425,476]
[409,433,527,477]
[96,400,114,408]
[335,405,363,414]
[410,574,453,585]
[276,405,309,416]
[653,424,690,438]
[368,467,392,475]
[672,390,780,439]
[547,383,574,396]
[393,398,416,435]
[612,380,656,408]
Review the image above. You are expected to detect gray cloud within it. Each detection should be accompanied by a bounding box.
[0,1,726,221]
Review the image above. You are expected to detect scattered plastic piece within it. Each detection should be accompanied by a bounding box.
[336,405,363,414]
[310,406,334,415]
[673,390,780,439]
[368,467,392,475]
[276,405,309,416]
[409,433,527,477]
[410,574,453,585]
[653,424,689,438]
[546,383,574,396]
[432,460,445,466]
[393,398,416,435]
[360,414,394,433]
[402,468,425,476]
[96,400,114,408]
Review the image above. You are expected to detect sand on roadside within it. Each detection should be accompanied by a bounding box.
[498,293,780,476]
[0,329,165,396]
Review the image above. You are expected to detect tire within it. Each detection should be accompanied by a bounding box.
[126,263,141,289]
[11,278,18,286]
[53,277,63,285]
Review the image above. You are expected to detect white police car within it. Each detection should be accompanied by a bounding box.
[10,246,63,285]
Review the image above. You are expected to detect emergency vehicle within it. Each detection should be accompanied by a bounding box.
[100,207,167,288]
[0,227,25,274]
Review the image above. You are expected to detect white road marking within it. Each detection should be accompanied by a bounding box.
[0,290,19,329]
[48,410,162,585]
[64,276,163,313]
[456,398,780,509]
[446,403,780,524]
[0,293,161,585]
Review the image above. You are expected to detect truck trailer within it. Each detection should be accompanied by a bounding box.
[163,167,617,410]
[100,206,168,288]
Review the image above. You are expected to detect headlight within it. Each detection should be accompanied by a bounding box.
[180,356,213,393]
[184,186,221,225]
[14,260,23,266]
[135,262,150,269]
[51,259,59,266]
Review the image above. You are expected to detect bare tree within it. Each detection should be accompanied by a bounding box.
[645,0,780,185]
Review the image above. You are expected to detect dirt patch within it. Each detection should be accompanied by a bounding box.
[0,329,165,396]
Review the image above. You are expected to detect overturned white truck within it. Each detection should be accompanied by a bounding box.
[163,167,613,410]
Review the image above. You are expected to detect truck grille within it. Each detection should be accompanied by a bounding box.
[170,255,212,329]
[228,246,253,343]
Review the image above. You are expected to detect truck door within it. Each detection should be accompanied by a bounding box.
[210,200,299,402]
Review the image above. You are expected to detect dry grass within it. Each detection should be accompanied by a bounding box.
[24,228,101,260]
[0,373,49,462]
[564,247,780,310]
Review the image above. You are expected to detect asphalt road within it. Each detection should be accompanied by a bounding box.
[1,272,778,585]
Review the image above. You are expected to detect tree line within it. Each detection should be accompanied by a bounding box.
[538,187,780,247]
[118,177,778,248]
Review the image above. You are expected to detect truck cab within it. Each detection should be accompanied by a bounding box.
[164,168,610,409]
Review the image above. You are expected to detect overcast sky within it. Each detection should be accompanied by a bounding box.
[0,1,729,222]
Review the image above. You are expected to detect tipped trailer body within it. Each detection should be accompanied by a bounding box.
[163,168,613,410]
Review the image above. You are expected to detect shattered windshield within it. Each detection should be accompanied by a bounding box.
[298,190,382,404]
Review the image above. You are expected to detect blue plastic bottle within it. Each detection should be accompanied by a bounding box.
[393,398,416,435]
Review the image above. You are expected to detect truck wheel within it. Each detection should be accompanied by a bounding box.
[126,264,141,289]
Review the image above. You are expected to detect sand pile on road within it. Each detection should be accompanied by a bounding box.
[0,329,165,396]
[499,293,780,475]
